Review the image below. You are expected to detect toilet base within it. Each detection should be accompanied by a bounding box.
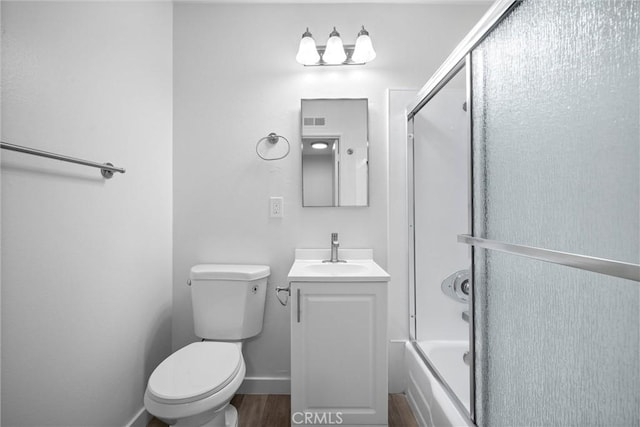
[159,404,238,427]
[201,405,237,427]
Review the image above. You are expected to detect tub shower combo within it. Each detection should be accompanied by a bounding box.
[405,0,639,426]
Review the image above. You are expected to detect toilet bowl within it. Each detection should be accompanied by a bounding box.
[144,264,270,427]
[145,342,245,427]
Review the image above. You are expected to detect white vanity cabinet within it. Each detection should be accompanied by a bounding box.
[287,249,390,427]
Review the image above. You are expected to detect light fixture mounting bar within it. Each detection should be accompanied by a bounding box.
[304,45,365,67]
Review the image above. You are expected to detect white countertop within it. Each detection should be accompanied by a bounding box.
[287,249,390,282]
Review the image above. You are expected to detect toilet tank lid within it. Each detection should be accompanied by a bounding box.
[190,264,270,281]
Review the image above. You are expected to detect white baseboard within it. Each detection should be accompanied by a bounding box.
[237,376,291,394]
[125,407,151,427]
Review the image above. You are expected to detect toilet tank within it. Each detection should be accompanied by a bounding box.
[189,264,270,340]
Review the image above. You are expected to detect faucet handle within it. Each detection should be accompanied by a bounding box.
[331,232,338,241]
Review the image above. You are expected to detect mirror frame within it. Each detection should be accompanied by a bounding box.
[300,98,369,207]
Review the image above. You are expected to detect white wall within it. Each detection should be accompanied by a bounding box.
[1,2,173,426]
[173,2,488,393]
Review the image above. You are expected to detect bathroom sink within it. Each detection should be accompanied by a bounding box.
[287,249,390,282]
[303,263,369,275]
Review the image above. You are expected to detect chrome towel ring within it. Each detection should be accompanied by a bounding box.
[256,132,290,161]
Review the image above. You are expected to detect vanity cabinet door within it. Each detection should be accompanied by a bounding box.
[290,281,388,426]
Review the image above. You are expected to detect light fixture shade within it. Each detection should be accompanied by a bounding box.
[322,27,347,65]
[352,26,376,63]
[296,28,320,65]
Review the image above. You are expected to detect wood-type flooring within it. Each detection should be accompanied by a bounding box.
[147,393,419,427]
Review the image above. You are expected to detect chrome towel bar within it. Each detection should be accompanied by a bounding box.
[458,234,640,282]
[1,141,126,179]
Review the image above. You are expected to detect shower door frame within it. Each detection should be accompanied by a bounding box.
[408,0,640,425]
[406,0,523,424]
[407,54,474,426]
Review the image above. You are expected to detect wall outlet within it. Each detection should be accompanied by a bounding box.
[270,197,283,218]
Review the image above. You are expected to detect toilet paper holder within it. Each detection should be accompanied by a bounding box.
[275,283,291,306]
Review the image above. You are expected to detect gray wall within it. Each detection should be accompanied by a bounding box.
[173,2,488,393]
[1,2,173,425]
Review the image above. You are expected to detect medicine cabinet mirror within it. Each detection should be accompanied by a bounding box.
[301,98,369,207]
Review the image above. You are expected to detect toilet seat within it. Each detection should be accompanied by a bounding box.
[147,342,242,405]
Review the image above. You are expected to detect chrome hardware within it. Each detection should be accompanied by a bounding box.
[296,288,301,322]
[330,232,339,262]
[461,279,470,295]
[252,285,258,294]
[1,141,126,178]
[441,269,471,303]
[407,0,520,120]
[187,279,191,286]
[462,310,470,323]
[463,351,470,366]
[457,234,640,282]
[255,132,291,161]
[323,232,346,263]
[275,284,290,306]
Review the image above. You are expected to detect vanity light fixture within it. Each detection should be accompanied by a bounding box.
[352,26,376,63]
[322,27,347,65]
[296,26,376,66]
[311,141,329,150]
[295,28,321,66]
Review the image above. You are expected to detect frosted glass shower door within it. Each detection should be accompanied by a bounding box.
[469,0,640,425]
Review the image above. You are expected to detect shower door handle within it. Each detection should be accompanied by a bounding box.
[457,234,640,282]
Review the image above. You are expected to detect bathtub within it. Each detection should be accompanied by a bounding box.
[405,341,472,427]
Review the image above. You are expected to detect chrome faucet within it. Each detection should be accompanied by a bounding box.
[323,232,346,263]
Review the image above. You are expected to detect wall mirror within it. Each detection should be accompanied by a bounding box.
[301,98,369,207]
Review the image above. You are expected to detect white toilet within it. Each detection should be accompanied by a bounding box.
[144,264,270,427]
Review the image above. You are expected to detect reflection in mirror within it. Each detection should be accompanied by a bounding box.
[302,138,338,206]
[301,99,368,207]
